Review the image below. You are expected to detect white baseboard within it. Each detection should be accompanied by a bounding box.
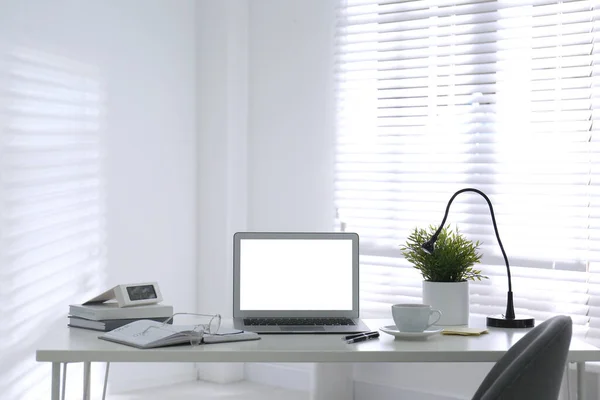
[108,366,196,394]
[355,381,465,400]
[196,363,245,384]
[244,363,311,392]
[240,362,600,400]
[354,369,595,400]
[243,363,462,399]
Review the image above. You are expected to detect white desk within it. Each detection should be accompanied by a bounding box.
[36,319,600,400]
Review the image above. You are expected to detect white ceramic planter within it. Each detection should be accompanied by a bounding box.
[422,281,469,326]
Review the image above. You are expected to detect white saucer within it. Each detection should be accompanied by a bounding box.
[379,325,443,340]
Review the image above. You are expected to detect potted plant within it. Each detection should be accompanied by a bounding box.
[400,225,486,325]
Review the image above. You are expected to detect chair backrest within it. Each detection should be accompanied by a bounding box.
[472,315,572,400]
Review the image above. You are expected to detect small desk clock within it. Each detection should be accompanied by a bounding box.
[84,282,163,308]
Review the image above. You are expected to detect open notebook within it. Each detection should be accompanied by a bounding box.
[99,320,260,349]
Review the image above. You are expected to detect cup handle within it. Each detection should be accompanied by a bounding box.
[426,309,442,329]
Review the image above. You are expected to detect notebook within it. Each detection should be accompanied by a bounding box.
[233,232,370,334]
[99,320,260,349]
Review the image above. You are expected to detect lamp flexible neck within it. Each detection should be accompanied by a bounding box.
[430,188,514,298]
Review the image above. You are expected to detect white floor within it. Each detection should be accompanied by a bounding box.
[108,380,309,400]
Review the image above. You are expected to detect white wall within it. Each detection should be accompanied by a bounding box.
[104,0,197,391]
[194,0,338,316]
[196,0,249,320]
[247,0,336,232]
[196,0,249,383]
[0,0,197,395]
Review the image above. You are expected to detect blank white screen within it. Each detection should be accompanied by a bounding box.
[239,239,353,310]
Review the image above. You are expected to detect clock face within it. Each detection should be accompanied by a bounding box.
[126,285,158,301]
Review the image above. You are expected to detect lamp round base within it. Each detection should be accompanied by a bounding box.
[487,314,535,328]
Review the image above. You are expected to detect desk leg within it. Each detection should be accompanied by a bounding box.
[310,363,353,400]
[51,362,61,400]
[576,362,586,400]
[83,362,91,400]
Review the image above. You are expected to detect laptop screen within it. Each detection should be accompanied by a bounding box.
[234,232,359,316]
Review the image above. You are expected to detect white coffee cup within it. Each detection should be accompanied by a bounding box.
[391,304,442,332]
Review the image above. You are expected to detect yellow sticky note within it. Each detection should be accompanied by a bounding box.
[441,327,489,336]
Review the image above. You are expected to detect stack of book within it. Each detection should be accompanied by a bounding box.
[68,303,174,332]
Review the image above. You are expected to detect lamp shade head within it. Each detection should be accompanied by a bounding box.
[421,240,436,255]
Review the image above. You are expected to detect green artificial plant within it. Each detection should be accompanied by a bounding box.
[400,225,487,282]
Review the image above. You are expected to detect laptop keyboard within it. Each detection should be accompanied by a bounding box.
[243,318,356,326]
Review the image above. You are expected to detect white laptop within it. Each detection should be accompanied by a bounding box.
[233,232,370,334]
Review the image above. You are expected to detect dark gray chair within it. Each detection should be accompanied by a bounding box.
[472,315,572,400]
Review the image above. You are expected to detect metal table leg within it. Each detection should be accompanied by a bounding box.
[62,363,68,400]
[102,362,111,400]
[83,361,91,400]
[576,362,586,400]
[51,362,61,400]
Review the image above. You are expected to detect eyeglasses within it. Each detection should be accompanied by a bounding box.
[140,312,222,346]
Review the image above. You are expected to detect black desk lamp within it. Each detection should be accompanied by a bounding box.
[422,188,535,328]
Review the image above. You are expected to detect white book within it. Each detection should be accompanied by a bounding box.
[69,303,173,321]
[67,315,171,332]
[99,320,260,349]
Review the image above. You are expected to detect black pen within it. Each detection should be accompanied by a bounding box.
[345,331,379,344]
[343,331,377,341]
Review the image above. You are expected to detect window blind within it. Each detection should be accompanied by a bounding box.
[0,47,106,399]
[334,0,599,342]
